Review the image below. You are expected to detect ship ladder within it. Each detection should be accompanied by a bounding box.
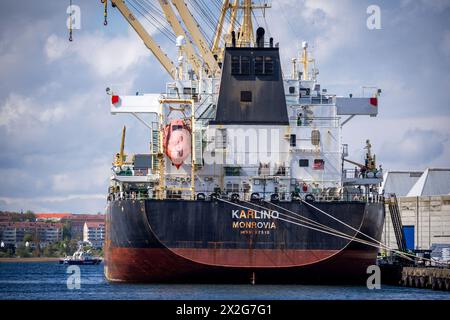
[387,194,408,253]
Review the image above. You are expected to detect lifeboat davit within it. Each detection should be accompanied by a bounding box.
[163,119,191,169]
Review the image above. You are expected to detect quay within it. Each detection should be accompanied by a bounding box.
[400,267,450,291]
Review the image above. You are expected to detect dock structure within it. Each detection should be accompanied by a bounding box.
[400,267,450,291]
[381,169,450,258]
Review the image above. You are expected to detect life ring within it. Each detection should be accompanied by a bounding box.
[304,194,315,202]
[231,193,240,202]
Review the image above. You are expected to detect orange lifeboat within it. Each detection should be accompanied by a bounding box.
[163,119,191,169]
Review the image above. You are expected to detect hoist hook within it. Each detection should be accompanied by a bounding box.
[102,0,108,26]
[68,0,73,42]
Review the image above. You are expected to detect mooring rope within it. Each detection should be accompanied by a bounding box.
[220,197,448,265]
[242,199,401,253]
[218,197,438,264]
[247,199,366,239]
[294,199,436,263]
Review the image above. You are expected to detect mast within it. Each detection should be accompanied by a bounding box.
[227,1,271,48]
[239,0,253,47]
[301,41,308,80]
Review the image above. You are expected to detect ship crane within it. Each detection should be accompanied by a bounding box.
[171,0,220,76]
[157,0,204,79]
[343,158,366,170]
[69,1,271,80]
[113,125,127,167]
[108,0,223,78]
[111,0,178,79]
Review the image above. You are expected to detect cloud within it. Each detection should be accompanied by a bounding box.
[0,94,28,129]
[442,30,450,59]
[382,129,447,166]
[270,0,363,64]
[51,161,110,194]
[1,0,450,214]
[44,34,70,61]
[0,93,69,135]
[0,194,107,214]
[44,29,151,78]
[419,0,450,11]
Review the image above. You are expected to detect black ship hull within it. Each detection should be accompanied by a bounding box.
[104,199,385,284]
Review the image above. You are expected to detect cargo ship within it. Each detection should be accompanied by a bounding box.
[103,0,385,283]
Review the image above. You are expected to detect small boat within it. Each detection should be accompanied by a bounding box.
[59,246,102,265]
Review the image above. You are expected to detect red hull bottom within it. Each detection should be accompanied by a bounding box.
[105,247,377,284]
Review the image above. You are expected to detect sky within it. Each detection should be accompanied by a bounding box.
[0,0,449,214]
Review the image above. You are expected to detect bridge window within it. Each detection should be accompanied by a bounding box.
[290,134,296,147]
[240,91,252,102]
[299,159,309,167]
[231,55,250,75]
[255,56,274,75]
[264,56,274,74]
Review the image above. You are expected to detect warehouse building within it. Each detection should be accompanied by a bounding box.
[381,168,450,260]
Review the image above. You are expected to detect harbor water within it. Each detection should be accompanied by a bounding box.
[1,262,450,300]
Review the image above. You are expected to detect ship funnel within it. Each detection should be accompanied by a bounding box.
[256,27,265,48]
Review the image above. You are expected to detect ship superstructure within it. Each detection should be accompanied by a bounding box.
[101,0,385,283]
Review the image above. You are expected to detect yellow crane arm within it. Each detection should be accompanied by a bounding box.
[212,0,230,57]
[227,0,238,36]
[343,158,365,169]
[119,125,126,163]
[111,0,177,79]
[114,125,127,166]
[171,0,220,76]
[157,0,203,78]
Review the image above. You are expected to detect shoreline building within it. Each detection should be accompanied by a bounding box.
[382,168,450,260]
[0,212,105,248]
[35,213,105,240]
[83,221,105,249]
[0,221,63,247]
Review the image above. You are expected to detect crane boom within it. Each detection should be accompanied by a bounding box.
[171,0,220,76]
[212,0,230,58]
[343,158,365,169]
[157,0,203,78]
[227,0,239,37]
[114,125,127,166]
[111,0,177,79]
